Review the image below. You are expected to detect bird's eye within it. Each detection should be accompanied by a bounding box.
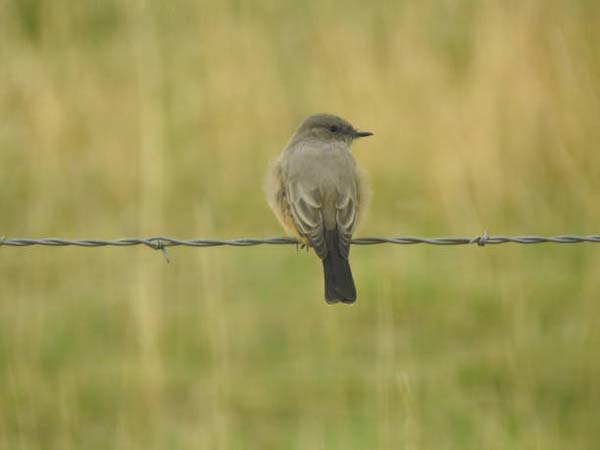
[329,125,339,133]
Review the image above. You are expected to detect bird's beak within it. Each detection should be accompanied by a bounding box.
[353,129,374,138]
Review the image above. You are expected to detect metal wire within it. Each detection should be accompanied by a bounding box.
[2,234,600,249]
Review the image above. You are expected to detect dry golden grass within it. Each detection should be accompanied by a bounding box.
[1,0,600,449]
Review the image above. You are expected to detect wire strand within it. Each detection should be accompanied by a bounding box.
[2,234,600,249]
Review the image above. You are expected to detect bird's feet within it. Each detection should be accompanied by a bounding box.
[295,242,309,252]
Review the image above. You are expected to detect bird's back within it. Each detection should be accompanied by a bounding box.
[284,139,358,229]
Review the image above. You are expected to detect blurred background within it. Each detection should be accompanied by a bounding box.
[1,0,600,448]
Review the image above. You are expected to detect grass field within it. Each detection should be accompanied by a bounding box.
[1,0,600,448]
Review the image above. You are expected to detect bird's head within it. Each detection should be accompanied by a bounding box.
[292,113,373,145]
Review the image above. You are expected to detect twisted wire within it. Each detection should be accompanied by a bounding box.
[2,234,600,249]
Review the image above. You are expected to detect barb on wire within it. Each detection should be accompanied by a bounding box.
[1,234,599,249]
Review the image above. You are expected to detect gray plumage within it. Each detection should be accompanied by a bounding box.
[266,113,372,304]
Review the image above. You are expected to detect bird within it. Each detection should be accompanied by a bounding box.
[265,113,372,304]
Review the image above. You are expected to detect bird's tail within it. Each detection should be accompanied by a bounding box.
[322,230,356,304]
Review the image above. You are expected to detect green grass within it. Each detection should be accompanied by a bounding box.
[1,0,600,448]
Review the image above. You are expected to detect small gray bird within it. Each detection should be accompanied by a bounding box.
[266,113,372,304]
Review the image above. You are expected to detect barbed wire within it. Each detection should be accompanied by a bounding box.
[2,233,600,249]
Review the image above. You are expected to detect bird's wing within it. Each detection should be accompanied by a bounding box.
[335,189,358,259]
[287,183,327,259]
